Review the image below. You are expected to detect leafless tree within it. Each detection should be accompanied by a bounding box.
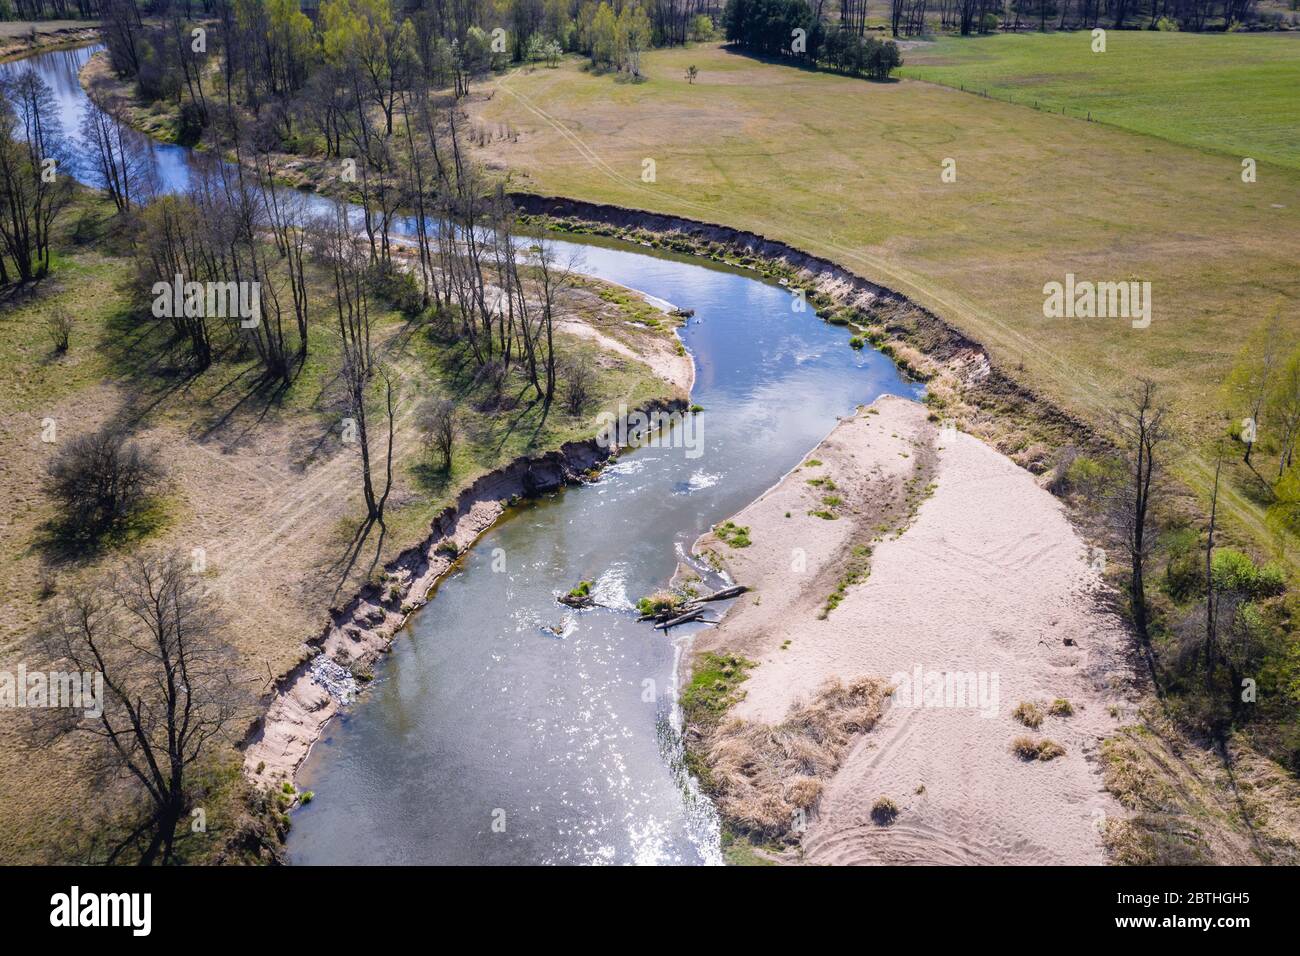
[38,552,247,865]
[344,356,398,526]
[80,103,151,216]
[1109,378,1171,685]
[561,355,595,417]
[418,396,457,472]
[0,69,73,282]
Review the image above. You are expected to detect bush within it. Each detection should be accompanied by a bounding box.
[1012,701,1043,728]
[1012,736,1065,761]
[870,796,899,825]
[637,591,681,616]
[45,426,165,539]
[561,356,594,416]
[45,307,73,354]
[418,397,457,472]
[1048,698,1074,717]
[1064,454,1123,499]
[1211,549,1286,599]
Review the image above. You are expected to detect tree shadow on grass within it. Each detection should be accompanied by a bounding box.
[32,496,172,569]
[326,514,390,604]
[718,42,904,83]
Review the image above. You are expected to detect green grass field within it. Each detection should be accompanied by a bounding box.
[473,39,1300,561]
[900,31,1300,169]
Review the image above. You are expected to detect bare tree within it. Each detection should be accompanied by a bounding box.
[80,103,151,216]
[561,355,594,417]
[1204,450,1222,688]
[344,357,398,526]
[418,396,457,472]
[39,552,246,865]
[0,69,73,282]
[1110,378,1171,685]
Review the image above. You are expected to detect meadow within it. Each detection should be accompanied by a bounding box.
[471,38,1300,559]
[900,31,1300,169]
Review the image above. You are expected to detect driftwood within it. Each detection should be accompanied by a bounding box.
[643,584,748,629]
[695,584,747,603]
[654,608,706,630]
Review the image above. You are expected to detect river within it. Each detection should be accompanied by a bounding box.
[7,43,922,865]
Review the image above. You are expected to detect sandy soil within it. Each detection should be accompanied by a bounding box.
[694,395,1136,865]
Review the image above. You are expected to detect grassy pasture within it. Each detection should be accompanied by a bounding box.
[471,40,1300,558]
[900,31,1300,170]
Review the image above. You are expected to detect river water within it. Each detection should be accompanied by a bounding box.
[10,44,922,865]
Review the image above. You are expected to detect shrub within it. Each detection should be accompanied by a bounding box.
[1164,549,1204,603]
[849,335,864,350]
[418,397,457,472]
[46,307,73,353]
[637,591,681,616]
[1037,739,1066,761]
[1048,698,1074,717]
[871,796,899,825]
[1211,549,1286,598]
[45,426,165,539]
[1013,736,1066,761]
[714,520,751,548]
[1064,454,1123,498]
[1011,736,1040,760]
[1012,701,1043,729]
[560,356,594,416]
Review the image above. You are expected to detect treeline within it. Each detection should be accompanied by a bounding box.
[723,0,1275,43]
[0,0,100,19]
[91,0,724,145]
[722,0,903,78]
[0,70,73,282]
[873,0,1270,38]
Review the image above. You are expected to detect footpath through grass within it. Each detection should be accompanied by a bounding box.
[900,31,1300,170]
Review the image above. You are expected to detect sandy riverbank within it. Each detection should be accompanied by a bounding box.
[691,395,1136,865]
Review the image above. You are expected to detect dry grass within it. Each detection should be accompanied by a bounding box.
[1048,698,1075,717]
[1012,700,1044,729]
[1012,735,1065,762]
[706,676,891,839]
[1100,710,1300,865]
